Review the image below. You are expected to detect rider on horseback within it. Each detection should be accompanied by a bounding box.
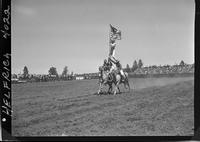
[103,59,111,71]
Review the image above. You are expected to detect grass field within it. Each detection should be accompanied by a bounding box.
[12,76,194,136]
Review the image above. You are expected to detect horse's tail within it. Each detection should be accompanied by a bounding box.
[124,72,128,78]
[124,72,130,91]
[98,70,103,85]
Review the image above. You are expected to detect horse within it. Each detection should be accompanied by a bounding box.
[97,66,114,95]
[111,69,130,95]
[98,65,130,95]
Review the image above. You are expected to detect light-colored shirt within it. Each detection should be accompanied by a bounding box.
[109,42,116,56]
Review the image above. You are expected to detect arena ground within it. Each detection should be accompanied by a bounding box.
[12,76,194,136]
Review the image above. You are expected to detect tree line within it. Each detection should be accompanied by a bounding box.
[124,59,143,73]
[124,59,189,73]
[14,66,73,80]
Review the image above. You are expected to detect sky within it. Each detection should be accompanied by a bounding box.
[11,0,195,74]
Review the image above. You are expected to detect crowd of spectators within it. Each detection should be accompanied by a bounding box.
[12,62,194,83]
[132,64,194,75]
[12,74,73,83]
[11,72,99,83]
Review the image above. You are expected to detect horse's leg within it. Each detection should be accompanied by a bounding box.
[98,82,102,95]
[108,84,112,94]
[124,74,130,92]
[110,84,113,94]
[124,81,127,89]
[117,86,121,94]
[113,81,117,95]
[107,83,110,94]
[127,80,130,91]
[124,78,130,91]
[114,81,120,95]
[111,83,114,94]
[114,74,120,95]
[114,85,117,95]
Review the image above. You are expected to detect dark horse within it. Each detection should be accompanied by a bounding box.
[98,66,113,94]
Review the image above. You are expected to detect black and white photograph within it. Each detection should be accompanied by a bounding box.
[11,0,194,137]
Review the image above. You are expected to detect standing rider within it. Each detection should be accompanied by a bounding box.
[108,36,119,73]
[108,36,125,81]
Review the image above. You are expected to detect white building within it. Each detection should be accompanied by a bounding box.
[75,76,84,80]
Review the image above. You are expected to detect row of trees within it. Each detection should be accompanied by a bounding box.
[20,66,72,79]
[48,66,68,77]
[124,60,188,73]
[124,59,143,73]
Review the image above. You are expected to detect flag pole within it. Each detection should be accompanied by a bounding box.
[108,24,111,59]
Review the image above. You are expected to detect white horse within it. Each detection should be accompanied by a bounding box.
[111,70,130,95]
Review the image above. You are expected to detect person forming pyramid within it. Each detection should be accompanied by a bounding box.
[107,24,125,81]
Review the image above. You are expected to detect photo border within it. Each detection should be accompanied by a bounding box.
[1,0,199,141]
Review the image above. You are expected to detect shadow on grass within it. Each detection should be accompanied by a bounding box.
[92,91,128,96]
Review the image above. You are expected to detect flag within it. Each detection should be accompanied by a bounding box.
[110,24,121,40]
